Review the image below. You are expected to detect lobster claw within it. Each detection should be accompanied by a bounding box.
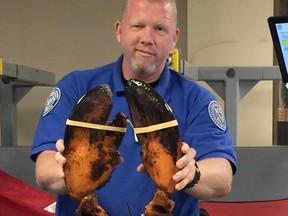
[63,85,127,215]
[124,79,183,216]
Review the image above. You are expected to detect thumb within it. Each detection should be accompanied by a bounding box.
[137,163,146,173]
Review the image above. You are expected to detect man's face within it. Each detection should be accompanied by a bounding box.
[115,0,179,76]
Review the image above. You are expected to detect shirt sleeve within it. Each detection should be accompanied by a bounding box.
[30,73,81,161]
[181,87,237,174]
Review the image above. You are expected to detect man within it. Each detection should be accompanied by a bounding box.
[31,0,237,215]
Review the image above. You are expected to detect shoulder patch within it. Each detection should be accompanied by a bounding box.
[208,100,227,131]
[42,87,61,116]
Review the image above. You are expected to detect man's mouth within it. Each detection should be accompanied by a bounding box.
[136,49,154,57]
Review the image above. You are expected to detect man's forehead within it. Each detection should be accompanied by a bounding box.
[125,0,173,13]
[125,0,173,18]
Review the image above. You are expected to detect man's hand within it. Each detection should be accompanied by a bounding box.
[136,142,198,192]
[35,139,68,194]
[173,142,197,191]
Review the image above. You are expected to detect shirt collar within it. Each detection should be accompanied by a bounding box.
[154,63,171,103]
[110,55,125,95]
[111,55,171,103]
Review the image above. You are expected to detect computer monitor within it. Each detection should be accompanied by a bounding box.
[268,16,288,83]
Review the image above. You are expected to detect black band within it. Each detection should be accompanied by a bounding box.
[183,162,201,190]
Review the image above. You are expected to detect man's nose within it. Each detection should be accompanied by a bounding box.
[140,27,154,45]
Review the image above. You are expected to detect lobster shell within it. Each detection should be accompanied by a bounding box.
[63,85,127,215]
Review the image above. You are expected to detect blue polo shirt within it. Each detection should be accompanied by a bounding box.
[31,55,237,216]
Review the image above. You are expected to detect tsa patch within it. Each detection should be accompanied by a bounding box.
[42,87,61,116]
[208,101,226,131]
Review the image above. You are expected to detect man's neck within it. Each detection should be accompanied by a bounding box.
[121,61,164,83]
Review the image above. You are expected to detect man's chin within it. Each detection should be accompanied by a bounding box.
[132,61,156,75]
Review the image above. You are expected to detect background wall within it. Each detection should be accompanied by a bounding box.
[188,0,274,146]
[0,0,275,147]
[1,0,125,146]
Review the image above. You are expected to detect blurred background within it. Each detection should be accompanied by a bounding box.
[0,0,274,147]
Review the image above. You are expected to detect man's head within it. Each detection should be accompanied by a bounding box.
[121,0,178,26]
[115,0,180,82]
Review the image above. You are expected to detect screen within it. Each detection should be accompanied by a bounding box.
[276,23,288,74]
[268,16,288,83]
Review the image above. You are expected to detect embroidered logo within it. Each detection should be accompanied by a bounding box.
[42,87,61,116]
[208,101,226,131]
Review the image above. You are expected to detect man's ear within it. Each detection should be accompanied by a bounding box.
[172,27,180,50]
[115,21,122,43]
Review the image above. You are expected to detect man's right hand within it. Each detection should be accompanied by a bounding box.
[35,139,67,194]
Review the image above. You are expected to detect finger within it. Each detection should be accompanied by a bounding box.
[175,176,192,191]
[174,164,195,190]
[173,160,194,182]
[176,145,196,169]
[181,143,196,157]
[56,139,65,153]
[56,151,66,165]
[118,156,124,164]
[181,142,190,154]
[137,163,146,173]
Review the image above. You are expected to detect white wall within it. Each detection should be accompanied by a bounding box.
[0,0,125,146]
[188,0,274,146]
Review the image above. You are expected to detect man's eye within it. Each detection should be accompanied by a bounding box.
[155,26,166,33]
[133,25,143,29]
